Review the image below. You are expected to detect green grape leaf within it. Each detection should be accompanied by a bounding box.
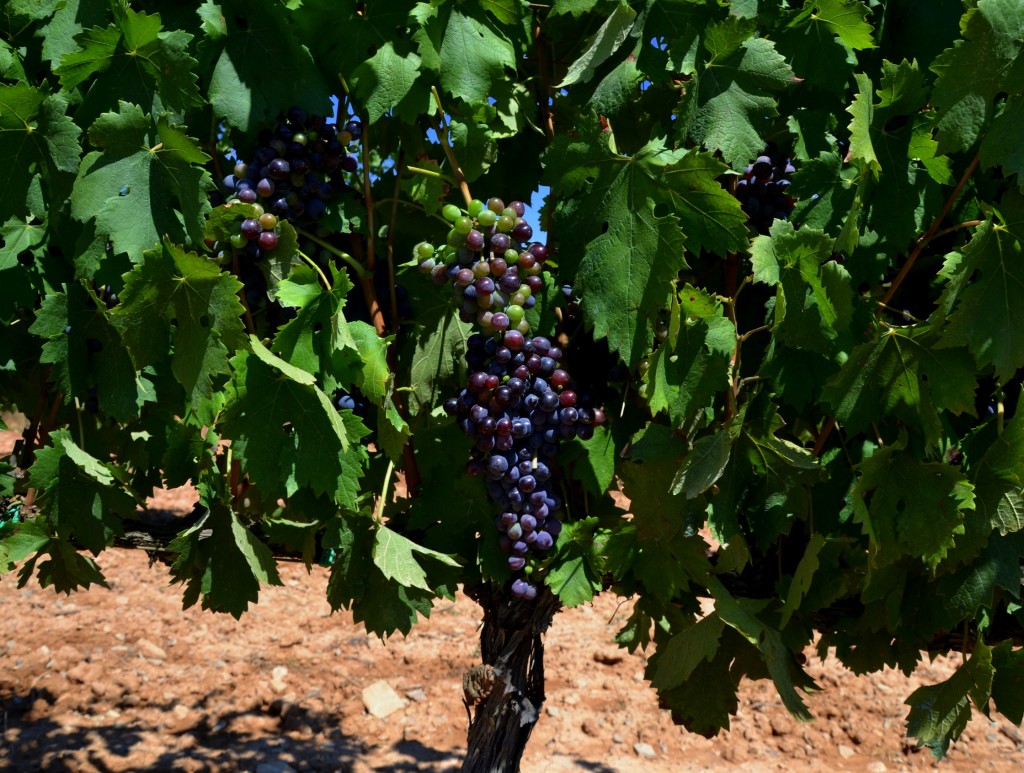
[750,221,853,354]
[350,321,392,407]
[206,0,333,133]
[28,429,134,555]
[30,284,154,422]
[930,0,1024,154]
[675,17,794,166]
[439,6,515,105]
[671,421,741,499]
[822,326,978,448]
[971,408,1024,535]
[709,576,817,722]
[561,425,617,497]
[0,84,82,219]
[72,105,214,259]
[399,280,472,416]
[645,315,734,429]
[54,10,202,112]
[853,445,974,569]
[981,93,1024,179]
[650,613,725,691]
[222,338,369,508]
[655,630,741,736]
[847,73,880,174]
[272,263,360,395]
[779,533,827,627]
[0,521,52,576]
[938,220,1024,381]
[991,641,1024,725]
[905,641,994,759]
[324,515,439,638]
[168,498,282,620]
[113,238,246,419]
[372,524,461,592]
[546,517,604,607]
[557,2,636,88]
[805,0,877,50]
[619,424,690,541]
[349,42,423,124]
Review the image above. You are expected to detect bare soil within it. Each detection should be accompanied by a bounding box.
[1,430,1022,772]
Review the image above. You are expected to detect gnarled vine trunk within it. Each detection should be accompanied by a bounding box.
[461,583,561,772]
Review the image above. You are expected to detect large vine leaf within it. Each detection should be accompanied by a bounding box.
[112,238,246,418]
[0,84,81,218]
[930,0,1024,154]
[72,103,214,259]
[853,444,974,570]
[674,16,795,166]
[221,337,368,508]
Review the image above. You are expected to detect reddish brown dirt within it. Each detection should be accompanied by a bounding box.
[1,429,1022,772]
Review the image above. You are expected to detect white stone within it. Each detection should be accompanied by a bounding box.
[361,680,407,719]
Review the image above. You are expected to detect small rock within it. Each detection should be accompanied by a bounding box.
[612,733,624,744]
[770,715,795,736]
[593,650,624,666]
[582,719,601,737]
[838,744,855,759]
[136,639,167,660]
[361,680,406,719]
[563,694,579,706]
[633,742,657,760]
[405,688,428,703]
[270,665,289,693]
[172,705,190,720]
[545,706,560,717]
[866,763,887,773]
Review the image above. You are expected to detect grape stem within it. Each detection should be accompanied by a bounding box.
[429,86,473,207]
[81,281,111,318]
[361,119,377,272]
[373,459,395,524]
[295,228,371,279]
[298,250,333,291]
[406,164,454,183]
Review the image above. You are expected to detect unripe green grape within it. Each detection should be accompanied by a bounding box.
[487,197,505,214]
[511,292,526,306]
[504,249,519,264]
[518,284,532,299]
[446,229,466,247]
[442,203,461,222]
[230,232,247,249]
[506,304,525,325]
[501,207,516,220]
[497,214,515,232]
[292,132,307,146]
[477,209,497,228]
[515,319,530,334]
[655,321,669,342]
[250,203,265,217]
[473,260,491,278]
[454,215,473,234]
[259,213,278,230]
[468,199,485,217]
[491,290,507,310]
[525,263,542,276]
[415,241,434,259]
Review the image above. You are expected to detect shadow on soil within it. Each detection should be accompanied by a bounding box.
[0,687,463,772]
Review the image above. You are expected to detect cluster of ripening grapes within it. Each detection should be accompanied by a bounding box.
[415,198,546,335]
[220,107,362,259]
[733,147,797,235]
[445,332,606,599]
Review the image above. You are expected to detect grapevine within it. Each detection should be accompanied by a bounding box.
[2,2,1024,771]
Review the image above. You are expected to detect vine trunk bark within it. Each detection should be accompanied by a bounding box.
[461,583,561,772]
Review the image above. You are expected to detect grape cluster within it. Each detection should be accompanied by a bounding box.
[445,331,605,599]
[221,107,362,261]
[415,198,547,335]
[733,148,796,235]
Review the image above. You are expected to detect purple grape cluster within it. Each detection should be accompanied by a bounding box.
[221,107,362,260]
[415,197,548,335]
[733,147,796,235]
[445,331,606,599]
